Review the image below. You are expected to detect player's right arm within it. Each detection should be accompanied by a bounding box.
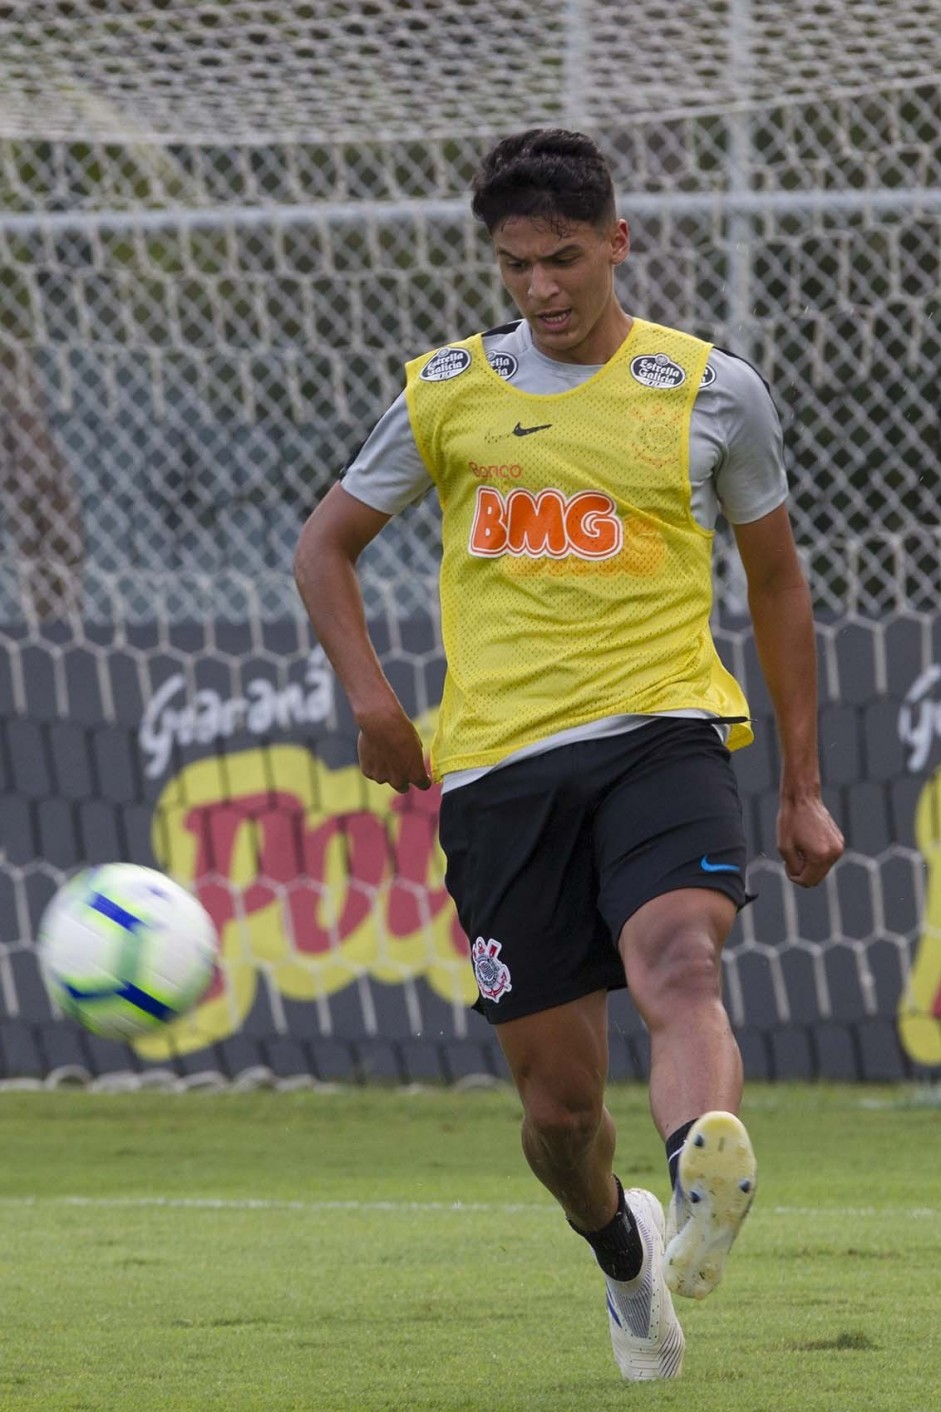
[294,483,431,793]
[294,382,437,796]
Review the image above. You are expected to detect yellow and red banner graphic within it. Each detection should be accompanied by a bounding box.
[898,767,941,1065]
[135,713,474,1060]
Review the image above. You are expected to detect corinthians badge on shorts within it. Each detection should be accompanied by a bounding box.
[471,936,513,1002]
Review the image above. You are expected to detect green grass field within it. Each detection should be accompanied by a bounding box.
[1,1082,938,1412]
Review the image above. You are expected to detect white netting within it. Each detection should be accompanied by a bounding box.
[1,1,940,1079]
[0,1,938,142]
[0,1,939,620]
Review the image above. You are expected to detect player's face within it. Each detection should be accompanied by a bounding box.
[492,215,631,364]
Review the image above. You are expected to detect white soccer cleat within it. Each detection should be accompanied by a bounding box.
[664,1110,757,1300]
[604,1188,685,1381]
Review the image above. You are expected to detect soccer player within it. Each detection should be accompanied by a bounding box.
[294,128,844,1381]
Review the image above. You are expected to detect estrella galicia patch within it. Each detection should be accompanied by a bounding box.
[420,346,472,382]
[486,350,519,381]
[699,361,717,388]
[630,353,687,389]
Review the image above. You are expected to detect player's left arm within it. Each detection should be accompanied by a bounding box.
[733,505,845,887]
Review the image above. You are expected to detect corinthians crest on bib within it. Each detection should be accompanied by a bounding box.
[471,936,513,1002]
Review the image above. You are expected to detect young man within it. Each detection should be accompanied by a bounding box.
[294,129,844,1381]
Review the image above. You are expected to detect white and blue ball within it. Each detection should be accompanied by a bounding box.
[38,863,218,1040]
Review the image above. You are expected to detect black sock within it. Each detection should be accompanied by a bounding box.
[569,1174,644,1282]
[666,1120,697,1191]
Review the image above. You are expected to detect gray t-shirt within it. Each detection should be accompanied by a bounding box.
[342,319,788,530]
[341,318,789,787]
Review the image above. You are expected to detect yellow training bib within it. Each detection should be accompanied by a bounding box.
[405,319,752,779]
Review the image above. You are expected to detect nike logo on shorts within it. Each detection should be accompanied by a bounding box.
[700,855,741,874]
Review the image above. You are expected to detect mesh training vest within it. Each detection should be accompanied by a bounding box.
[404,318,752,779]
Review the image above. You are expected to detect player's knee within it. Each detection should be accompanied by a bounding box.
[522,1088,604,1160]
[629,928,724,1026]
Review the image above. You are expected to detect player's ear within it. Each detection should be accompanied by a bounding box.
[610,218,630,266]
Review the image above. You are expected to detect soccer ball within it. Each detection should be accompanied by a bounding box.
[38,863,218,1040]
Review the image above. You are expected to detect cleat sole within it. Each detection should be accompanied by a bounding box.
[664,1111,756,1300]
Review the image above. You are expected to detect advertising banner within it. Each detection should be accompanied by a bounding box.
[1,613,939,1082]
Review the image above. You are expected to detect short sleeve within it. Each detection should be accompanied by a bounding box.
[710,353,789,526]
[341,392,434,515]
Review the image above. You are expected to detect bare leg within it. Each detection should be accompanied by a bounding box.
[618,889,742,1140]
[498,986,688,1379]
[495,989,618,1231]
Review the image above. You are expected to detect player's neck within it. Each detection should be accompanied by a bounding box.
[532,304,633,366]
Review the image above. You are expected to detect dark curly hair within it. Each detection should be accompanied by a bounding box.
[471,128,616,234]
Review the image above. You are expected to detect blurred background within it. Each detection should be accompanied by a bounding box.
[0,0,939,1088]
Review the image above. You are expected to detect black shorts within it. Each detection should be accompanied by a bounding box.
[438,719,749,1025]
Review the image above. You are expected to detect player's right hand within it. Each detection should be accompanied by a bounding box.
[356,704,432,793]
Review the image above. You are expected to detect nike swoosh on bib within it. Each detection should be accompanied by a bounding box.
[512,422,552,436]
[700,856,741,874]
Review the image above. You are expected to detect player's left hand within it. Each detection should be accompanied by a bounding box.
[777,795,844,887]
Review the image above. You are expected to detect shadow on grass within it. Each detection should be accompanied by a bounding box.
[789,1330,877,1352]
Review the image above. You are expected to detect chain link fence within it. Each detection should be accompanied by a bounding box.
[0,1,938,622]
